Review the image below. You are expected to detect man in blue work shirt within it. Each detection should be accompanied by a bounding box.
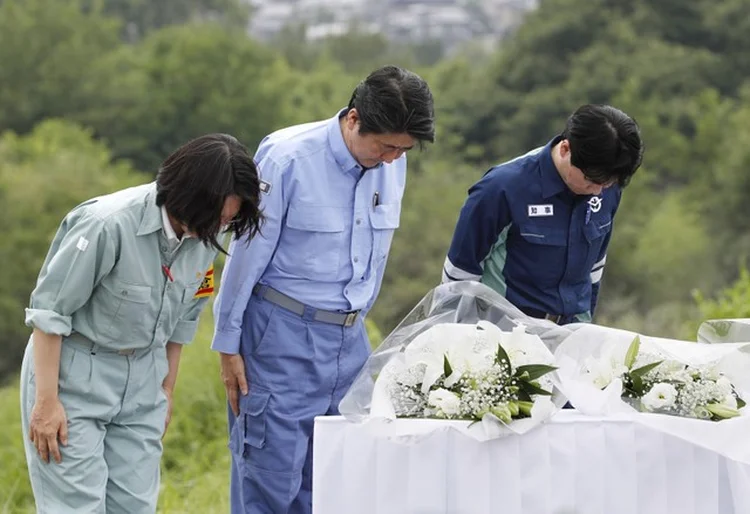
[211,65,435,513]
[443,104,643,324]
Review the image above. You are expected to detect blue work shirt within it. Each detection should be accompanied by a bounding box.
[211,109,405,354]
[442,136,620,321]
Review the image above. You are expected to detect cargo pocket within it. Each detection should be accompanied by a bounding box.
[229,388,271,458]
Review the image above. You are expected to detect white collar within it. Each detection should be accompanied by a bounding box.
[161,206,184,243]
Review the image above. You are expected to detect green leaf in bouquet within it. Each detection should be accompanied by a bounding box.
[622,386,639,399]
[517,389,532,402]
[624,335,641,370]
[515,364,558,381]
[443,354,453,378]
[737,396,746,409]
[629,373,644,396]
[495,343,512,375]
[629,361,663,378]
[520,380,553,396]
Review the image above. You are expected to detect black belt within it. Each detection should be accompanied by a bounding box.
[252,284,360,327]
[519,306,563,324]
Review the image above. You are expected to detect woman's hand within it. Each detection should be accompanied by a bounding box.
[29,396,68,464]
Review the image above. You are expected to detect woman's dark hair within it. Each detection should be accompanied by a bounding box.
[347,65,435,146]
[156,133,263,253]
[562,104,644,187]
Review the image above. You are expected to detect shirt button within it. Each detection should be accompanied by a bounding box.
[345,289,349,294]
[161,246,167,252]
[353,257,359,263]
[122,290,128,296]
[356,219,362,225]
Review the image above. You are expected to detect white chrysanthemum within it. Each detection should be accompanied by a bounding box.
[641,383,678,411]
[428,388,461,416]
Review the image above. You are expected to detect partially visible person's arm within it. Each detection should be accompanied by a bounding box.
[212,156,289,416]
[25,209,117,463]
[29,328,66,464]
[442,169,511,283]
[161,341,183,435]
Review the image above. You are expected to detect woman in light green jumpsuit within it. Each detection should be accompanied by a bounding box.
[20,134,264,513]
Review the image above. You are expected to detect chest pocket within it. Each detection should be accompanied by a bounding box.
[583,215,613,264]
[93,278,152,343]
[278,203,346,280]
[370,203,401,267]
[515,224,568,284]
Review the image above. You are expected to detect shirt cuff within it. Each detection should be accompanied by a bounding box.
[211,328,241,354]
[24,308,73,336]
[169,319,200,345]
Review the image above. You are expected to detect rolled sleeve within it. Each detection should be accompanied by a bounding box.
[24,308,74,337]
[170,292,212,345]
[170,319,200,345]
[25,210,116,336]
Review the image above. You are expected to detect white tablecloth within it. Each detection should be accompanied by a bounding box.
[312,412,750,514]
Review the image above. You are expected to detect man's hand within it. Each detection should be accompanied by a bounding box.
[220,353,248,416]
[29,396,68,464]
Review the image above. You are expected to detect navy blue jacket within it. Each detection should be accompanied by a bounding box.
[443,136,620,322]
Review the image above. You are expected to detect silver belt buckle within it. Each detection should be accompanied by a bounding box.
[343,312,359,327]
[544,313,562,324]
[117,349,135,356]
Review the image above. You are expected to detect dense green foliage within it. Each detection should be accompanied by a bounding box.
[2,0,750,510]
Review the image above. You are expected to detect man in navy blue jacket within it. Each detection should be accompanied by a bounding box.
[443,104,643,324]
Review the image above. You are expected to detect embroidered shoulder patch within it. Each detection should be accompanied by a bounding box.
[194,265,214,298]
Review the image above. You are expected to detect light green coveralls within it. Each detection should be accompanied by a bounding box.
[20,182,217,513]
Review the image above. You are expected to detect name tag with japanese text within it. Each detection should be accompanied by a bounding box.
[528,204,554,217]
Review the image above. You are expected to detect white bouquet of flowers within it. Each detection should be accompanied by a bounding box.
[339,281,570,441]
[554,323,750,464]
[374,321,557,423]
[585,334,745,420]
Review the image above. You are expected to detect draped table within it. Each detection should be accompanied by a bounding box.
[312,411,750,514]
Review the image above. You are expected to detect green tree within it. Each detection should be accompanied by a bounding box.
[76,24,295,172]
[0,120,142,384]
[0,0,121,134]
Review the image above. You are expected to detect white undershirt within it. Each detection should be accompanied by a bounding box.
[161,206,189,253]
